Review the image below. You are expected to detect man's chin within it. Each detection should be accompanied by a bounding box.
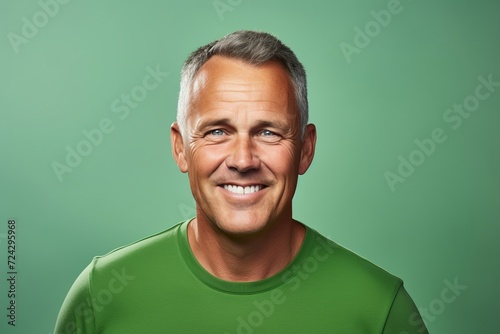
[212,215,271,239]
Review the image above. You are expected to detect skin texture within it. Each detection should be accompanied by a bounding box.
[171,56,316,281]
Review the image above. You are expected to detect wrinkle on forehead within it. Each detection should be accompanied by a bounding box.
[189,56,295,115]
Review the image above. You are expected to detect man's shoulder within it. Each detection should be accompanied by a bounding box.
[305,227,402,291]
[91,221,185,272]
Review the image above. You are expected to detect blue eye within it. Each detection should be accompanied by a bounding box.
[261,130,275,136]
[210,129,225,136]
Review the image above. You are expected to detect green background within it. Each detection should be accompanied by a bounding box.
[1,0,499,333]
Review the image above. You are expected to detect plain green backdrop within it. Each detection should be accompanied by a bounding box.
[1,0,499,333]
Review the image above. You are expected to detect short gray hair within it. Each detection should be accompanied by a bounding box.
[176,30,308,138]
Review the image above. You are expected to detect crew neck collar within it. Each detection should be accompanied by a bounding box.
[177,219,316,294]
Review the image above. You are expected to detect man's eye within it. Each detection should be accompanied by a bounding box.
[261,130,276,136]
[209,129,225,136]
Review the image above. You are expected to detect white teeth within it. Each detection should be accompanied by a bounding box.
[224,184,263,194]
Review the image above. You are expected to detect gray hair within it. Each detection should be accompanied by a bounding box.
[176,30,308,138]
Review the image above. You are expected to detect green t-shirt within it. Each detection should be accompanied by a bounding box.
[54,221,428,333]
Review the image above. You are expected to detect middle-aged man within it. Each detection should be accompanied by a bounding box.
[54,30,428,333]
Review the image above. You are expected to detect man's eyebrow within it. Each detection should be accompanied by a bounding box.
[196,117,292,130]
[253,119,289,130]
[196,118,233,129]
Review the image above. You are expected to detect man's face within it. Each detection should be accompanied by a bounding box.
[171,56,316,237]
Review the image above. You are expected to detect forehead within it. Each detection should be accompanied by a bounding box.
[189,56,296,114]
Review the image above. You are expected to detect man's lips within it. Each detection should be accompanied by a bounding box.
[220,184,267,195]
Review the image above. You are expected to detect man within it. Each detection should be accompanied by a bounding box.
[54,30,428,333]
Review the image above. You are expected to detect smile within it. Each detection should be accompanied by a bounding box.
[223,184,264,194]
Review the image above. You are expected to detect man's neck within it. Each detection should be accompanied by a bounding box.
[187,217,306,282]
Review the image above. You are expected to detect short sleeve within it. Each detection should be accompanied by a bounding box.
[382,284,429,334]
[53,262,96,334]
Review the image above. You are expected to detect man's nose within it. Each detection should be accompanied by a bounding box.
[226,135,260,172]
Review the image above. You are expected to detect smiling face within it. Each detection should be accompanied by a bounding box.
[171,56,316,237]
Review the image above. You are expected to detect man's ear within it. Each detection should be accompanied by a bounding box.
[170,122,188,173]
[298,123,317,175]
